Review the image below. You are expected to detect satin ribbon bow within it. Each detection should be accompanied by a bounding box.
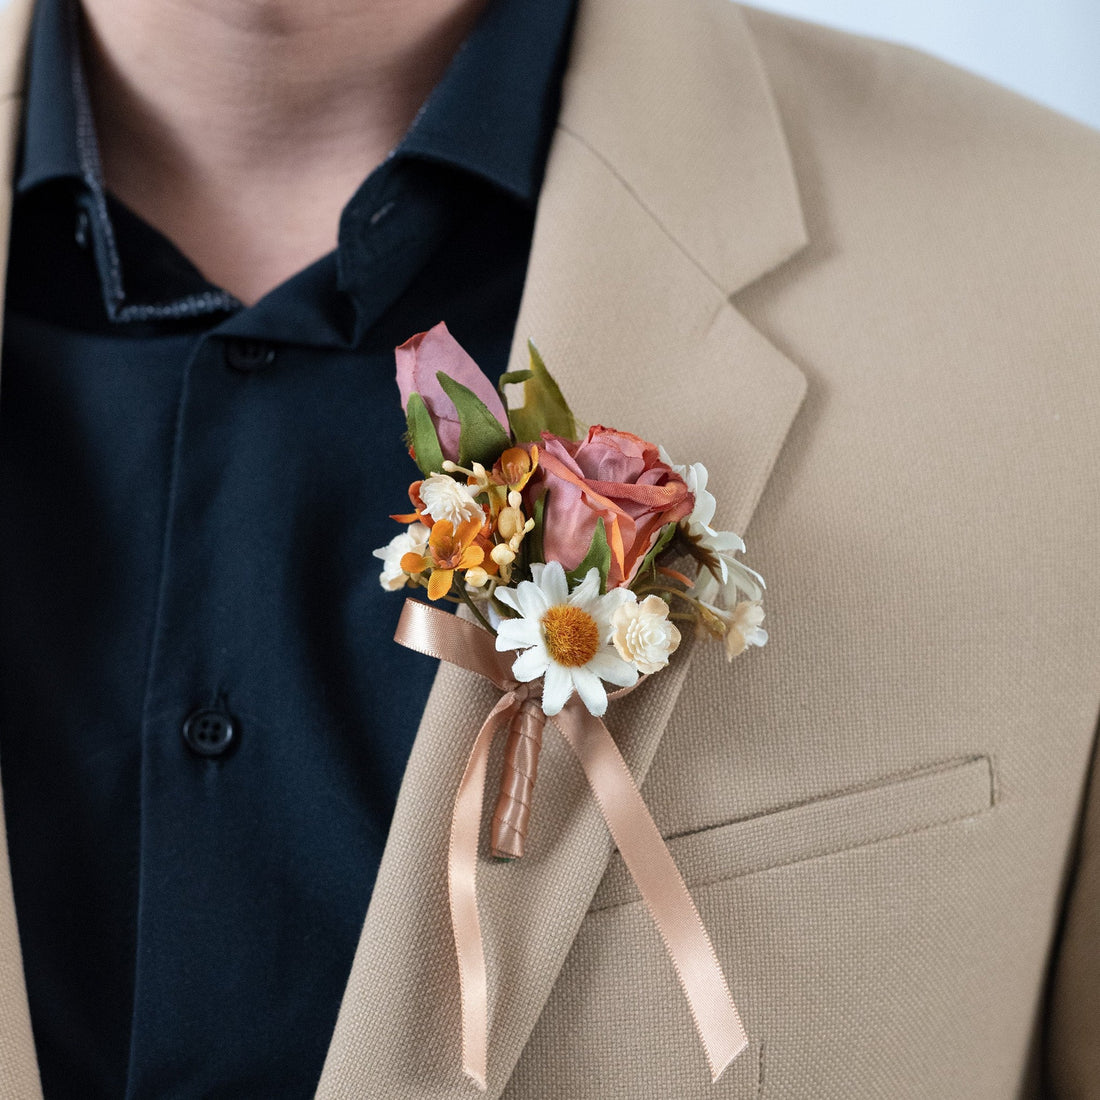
[395,598,748,1090]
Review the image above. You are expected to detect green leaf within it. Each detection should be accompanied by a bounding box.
[404,393,445,477]
[566,518,611,594]
[631,522,680,588]
[505,341,578,443]
[497,370,534,391]
[436,372,513,469]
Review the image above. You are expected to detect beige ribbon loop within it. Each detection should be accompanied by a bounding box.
[394,598,748,1091]
[448,689,524,1090]
[552,705,748,1080]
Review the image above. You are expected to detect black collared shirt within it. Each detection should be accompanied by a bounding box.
[0,0,574,1094]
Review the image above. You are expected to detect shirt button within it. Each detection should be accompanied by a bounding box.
[75,208,91,249]
[224,339,277,373]
[182,708,238,758]
[370,201,395,226]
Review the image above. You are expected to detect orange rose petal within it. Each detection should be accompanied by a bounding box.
[604,513,627,578]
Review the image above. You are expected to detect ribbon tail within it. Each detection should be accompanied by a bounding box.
[448,691,522,1092]
[554,704,749,1082]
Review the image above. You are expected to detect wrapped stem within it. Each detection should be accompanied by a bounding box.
[490,700,544,859]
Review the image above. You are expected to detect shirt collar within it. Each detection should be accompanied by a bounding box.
[15,0,83,193]
[398,0,576,206]
[13,0,576,327]
[16,0,575,208]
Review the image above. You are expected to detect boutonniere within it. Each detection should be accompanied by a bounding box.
[374,322,766,1089]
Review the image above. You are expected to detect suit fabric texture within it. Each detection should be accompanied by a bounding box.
[0,0,1098,1096]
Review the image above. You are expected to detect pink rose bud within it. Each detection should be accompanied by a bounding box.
[395,322,510,461]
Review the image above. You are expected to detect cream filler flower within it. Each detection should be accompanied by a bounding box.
[611,595,681,674]
[373,523,430,590]
[494,562,638,717]
[418,472,485,528]
[702,599,768,660]
[727,601,768,657]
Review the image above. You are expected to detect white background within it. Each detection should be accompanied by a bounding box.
[746,0,1100,130]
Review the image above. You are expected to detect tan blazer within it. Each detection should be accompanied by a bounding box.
[1,0,1098,1096]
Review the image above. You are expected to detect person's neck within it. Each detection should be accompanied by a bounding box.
[79,0,489,304]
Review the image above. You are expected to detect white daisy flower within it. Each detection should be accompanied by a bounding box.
[660,453,737,551]
[494,562,639,717]
[658,449,765,606]
[418,473,485,528]
[372,523,430,590]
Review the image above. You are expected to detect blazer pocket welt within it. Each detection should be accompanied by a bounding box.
[590,755,996,912]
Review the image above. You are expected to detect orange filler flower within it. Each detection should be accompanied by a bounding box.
[401,517,485,600]
[391,479,429,525]
[494,445,538,491]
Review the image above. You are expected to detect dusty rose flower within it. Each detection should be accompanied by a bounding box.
[395,322,508,461]
[611,595,681,673]
[533,426,693,588]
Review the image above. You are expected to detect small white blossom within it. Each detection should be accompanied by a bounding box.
[611,595,681,674]
[373,523,430,591]
[419,473,484,528]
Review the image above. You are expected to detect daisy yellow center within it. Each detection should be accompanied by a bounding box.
[541,605,601,668]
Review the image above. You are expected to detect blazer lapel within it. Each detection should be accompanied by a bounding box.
[0,0,46,1095]
[318,0,808,1096]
